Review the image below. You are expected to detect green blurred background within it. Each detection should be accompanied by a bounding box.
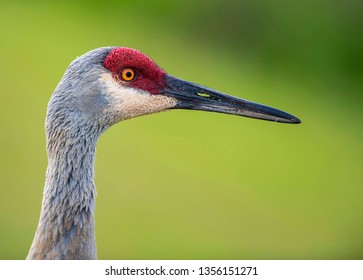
[0,0,362,259]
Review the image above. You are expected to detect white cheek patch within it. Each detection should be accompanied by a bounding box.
[99,73,177,121]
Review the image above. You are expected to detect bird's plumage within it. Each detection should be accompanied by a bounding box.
[27,48,111,259]
[27,47,179,259]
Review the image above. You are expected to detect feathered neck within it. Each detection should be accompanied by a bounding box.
[27,120,103,259]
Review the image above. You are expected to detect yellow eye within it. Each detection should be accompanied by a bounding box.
[120,68,135,81]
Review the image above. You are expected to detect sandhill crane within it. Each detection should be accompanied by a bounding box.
[27,47,300,260]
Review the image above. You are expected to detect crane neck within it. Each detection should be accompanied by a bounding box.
[27,122,103,259]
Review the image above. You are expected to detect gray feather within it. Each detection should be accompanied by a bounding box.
[27,47,115,260]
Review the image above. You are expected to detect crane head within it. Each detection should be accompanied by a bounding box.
[101,47,300,124]
[48,47,300,133]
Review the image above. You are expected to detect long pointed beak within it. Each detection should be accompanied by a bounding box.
[161,75,301,124]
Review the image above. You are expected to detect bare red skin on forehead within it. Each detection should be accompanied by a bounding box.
[103,47,167,94]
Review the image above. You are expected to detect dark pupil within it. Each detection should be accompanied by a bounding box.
[126,71,132,78]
